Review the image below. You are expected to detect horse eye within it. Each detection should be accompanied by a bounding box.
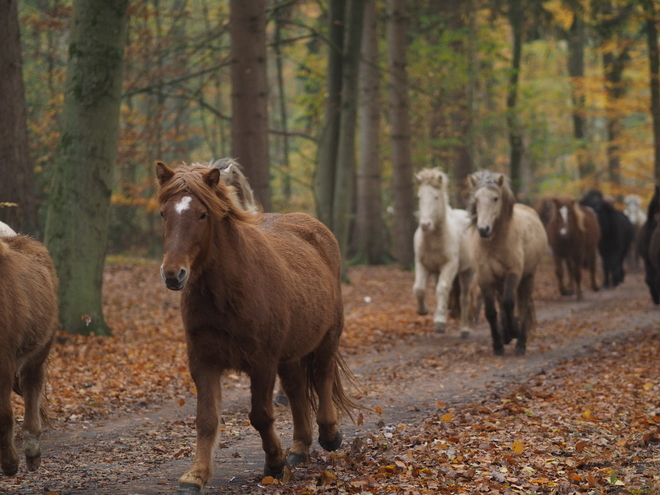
[160,211,164,218]
[493,197,499,202]
[199,212,207,220]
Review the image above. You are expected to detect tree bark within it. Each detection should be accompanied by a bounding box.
[230,0,271,211]
[0,0,40,236]
[643,0,660,182]
[355,0,388,265]
[274,2,292,200]
[567,13,594,180]
[387,0,416,269]
[44,0,129,336]
[603,49,628,188]
[507,0,524,197]
[333,0,365,271]
[316,0,346,229]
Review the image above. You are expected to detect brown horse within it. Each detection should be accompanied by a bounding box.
[156,162,358,494]
[467,171,547,355]
[0,235,58,476]
[545,196,600,300]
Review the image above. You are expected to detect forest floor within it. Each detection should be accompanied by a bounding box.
[1,256,660,494]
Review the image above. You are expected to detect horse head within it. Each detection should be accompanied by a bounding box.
[552,196,580,239]
[156,162,228,291]
[415,168,448,232]
[467,171,515,239]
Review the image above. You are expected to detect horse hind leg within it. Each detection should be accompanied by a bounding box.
[457,270,474,338]
[501,273,521,344]
[568,257,583,301]
[18,347,51,472]
[0,359,19,476]
[554,255,572,296]
[277,360,313,468]
[482,287,504,355]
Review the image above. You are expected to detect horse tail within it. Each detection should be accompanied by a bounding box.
[303,350,365,422]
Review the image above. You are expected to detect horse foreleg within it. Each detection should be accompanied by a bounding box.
[587,251,600,292]
[515,274,536,355]
[18,347,50,472]
[501,273,520,344]
[413,261,429,317]
[568,256,582,301]
[457,269,475,338]
[553,254,570,296]
[277,361,312,467]
[248,368,286,477]
[433,261,459,334]
[0,360,18,476]
[178,367,222,494]
[482,287,503,355]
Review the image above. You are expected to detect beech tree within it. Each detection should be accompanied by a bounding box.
[45,0,129,335]
[0,0,40,235]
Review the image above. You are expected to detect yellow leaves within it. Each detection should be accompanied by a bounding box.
[643,381,654,391]
[319,470,336,486]
[581,409,592,420]
[511,440,525,455]
[542,0,574,31]
[440,413,452,423]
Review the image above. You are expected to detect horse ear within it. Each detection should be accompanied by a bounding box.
[203,167,221,188]
[414,173,423,185]
[156,161,174,185]
[468,174,478,189]
[496,174,505,186]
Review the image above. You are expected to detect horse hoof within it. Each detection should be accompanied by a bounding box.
[418,309,428,316]
[26,455,41,472]
[319,430,343,452]
[434,322,446,334]
[515,345,526,355]
[286,453,308,468]
[176,483,202,495]
[264,462,285,478]
[274,394,289,407]
[493,347,504,356]
[1,460,18,476]
[460,328,471,339]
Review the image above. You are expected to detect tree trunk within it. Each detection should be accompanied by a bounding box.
[567,13,594,180]
[316,0,346,229]
[355,0,388,265]
[230,0,271,211]
[274,2,292,200]
[333,0,365,271]
[0,0,40,236]
[507,0,524,197]
[387,0,416,269]
[603,49,628,188]
[643,0,660,182]
[44,0,129,336]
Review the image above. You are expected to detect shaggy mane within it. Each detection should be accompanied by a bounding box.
[157,164,262,227]
[416,168,450,207]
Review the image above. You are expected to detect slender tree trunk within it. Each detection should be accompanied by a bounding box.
[0,0,40,236]
[387,0,416,268]
[355,0,388,265]
[333,0,365,270]
[316,0,346,229]
[603,49,628,188]
[230,0,271,211]
[44,0,129,336]
[507,0,524,197]
[643,0,660,182]
[567,14,593,180]
[274,3,291,200]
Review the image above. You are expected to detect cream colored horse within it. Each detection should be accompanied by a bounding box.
[413,168,474,336]
[467,171,547,355]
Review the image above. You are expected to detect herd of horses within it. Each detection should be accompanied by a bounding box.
[2,160,660,495]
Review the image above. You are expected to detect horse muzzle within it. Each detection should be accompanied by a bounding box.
[161,265,188,291]
[477,226,492,238]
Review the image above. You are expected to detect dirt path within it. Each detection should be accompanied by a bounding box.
[1,269,657,494]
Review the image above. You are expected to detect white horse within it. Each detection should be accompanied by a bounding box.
[413,168,474,337]
[624,194,647,270]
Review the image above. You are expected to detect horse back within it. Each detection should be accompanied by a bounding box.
[0,236,58,361]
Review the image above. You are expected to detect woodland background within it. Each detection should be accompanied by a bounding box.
[1,0,660,335]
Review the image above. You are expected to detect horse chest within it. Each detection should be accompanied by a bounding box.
[418,232,452,270]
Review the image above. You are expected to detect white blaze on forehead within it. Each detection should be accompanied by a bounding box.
[559,205,568,224]
[175,196,192,214]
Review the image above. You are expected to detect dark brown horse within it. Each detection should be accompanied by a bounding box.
[0,235,58,476]
[545,196,601,300]
[156,162,358,494]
